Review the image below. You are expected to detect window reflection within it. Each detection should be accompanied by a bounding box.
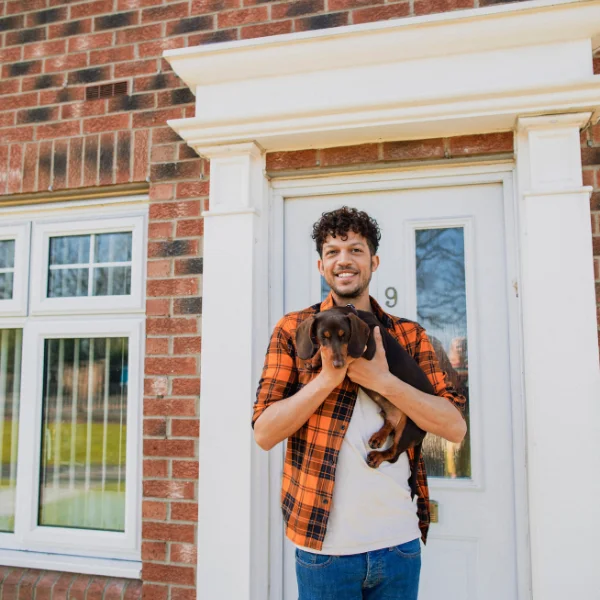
[416,227,470,479]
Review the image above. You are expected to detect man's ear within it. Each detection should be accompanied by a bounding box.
[347,314,370,358]
[295,316,318,359]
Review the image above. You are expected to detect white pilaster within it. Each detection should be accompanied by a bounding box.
[516,113,600,599]
[193,142,270,600]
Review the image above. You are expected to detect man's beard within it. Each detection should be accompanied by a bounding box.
[327,272,372,299]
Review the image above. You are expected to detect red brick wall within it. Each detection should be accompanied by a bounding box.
[0,567,141,600]
[0,2,597,600]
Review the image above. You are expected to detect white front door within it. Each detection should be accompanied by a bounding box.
[275,173,524,599]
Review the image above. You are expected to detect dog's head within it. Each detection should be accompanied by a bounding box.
[295,306,372,368]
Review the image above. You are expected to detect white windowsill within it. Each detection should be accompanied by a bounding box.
[0,549,141,579]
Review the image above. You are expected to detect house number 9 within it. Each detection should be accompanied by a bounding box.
[385,287,398,308]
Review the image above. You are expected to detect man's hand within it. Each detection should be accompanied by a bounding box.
[346,327,391,394]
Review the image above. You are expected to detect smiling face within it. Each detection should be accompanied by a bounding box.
[318,230,380,306]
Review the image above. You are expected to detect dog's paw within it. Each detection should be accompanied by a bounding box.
[366,451,382,469]
[368,433,385,449]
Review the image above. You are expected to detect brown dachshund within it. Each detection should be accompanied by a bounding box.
[295,304,434,499]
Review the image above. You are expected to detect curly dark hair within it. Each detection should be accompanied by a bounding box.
[312,206,381,257]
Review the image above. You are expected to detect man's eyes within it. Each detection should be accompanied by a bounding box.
[325,248,362,255]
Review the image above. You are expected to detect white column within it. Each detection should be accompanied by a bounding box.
[516,114,600,599]
[193,142,270,600]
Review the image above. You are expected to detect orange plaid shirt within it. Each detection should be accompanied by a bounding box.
[253,293,466,551]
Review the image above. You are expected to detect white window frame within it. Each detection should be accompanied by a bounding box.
[0,199,147,578]
[0,223,30,316]
[30,215,146,316]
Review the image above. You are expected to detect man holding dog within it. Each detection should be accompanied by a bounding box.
[253,207,467,599]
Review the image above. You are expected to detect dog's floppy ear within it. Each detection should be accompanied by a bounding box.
[347,313,371,358]
[296,316,318,360]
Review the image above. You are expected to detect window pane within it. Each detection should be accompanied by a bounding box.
[0,240,15,269]
[93,266,132,297]
[321,275,331,301]
[39,337,128,531]
[48,268,89,298]
[0,329,22,533]
[95,233,132,264]
[0,273,14,300]
[415,228,471,479]
[49,235,90,266]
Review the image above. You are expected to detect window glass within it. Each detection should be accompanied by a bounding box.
[0,329,22,533]
[39,337,128,531]
[0,240,16,300]
[415,227,471,479]
[48,233,132,299]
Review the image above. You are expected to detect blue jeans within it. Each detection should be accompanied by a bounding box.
[295,538,421,600]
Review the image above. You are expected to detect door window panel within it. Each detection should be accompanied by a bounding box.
[415,227,471,479]
[0,328,22,532]
[39,337,128,532]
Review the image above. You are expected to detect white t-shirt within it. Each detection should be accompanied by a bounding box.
[295,387,421,555]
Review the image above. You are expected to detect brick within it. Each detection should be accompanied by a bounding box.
[82,113,130,134]
[138,37,187,58]
[7,145,23,194]
[150,161,202,182]
[142,541,167,561]
[18,107,61,126]
[133,108,184,129]
[53,138,69,189]
[49,19,92,40]
[148,221,173,243]
[142,564,195,586]
[90,45,135,66]
[272,0,325,19]
[143,461,169,479]
[123,581,142,600]
[218,6,268,27]
[241,20,292,39]
[141,585,168,600]
[62,99,106,120]
[0,113,16,128]
[173,336,201,355]
[174,258,203,276]
[171,419,199,437]
[7,0,46,13]
[6,28,47,47]
[414,0,472,14]
[65,575,92,600]
[52,573,78,600]
[26,7,68,27]
[156,89,195,110]
[94,11,139,31]
[176,181,209,198]
[0,127,35,144]
[188,28,238,46]
[133,129,149,181]
[146,298,171,315]
[142,522,196,543]
[321,143,379,166]
[36,120,81,140]
[24,39,66,60]
[147,278,198,298]
[266,150,318,171]
[191,0,239,12]
[85,578,108,600]
[172,460,199,479]
[148,240,199,258]
[68,31,114,52]
[170,543,197,564]
[144,417,168,436]
[295,11,349,31]
[70,0,115,18]
[151,126,183,144]
[23,143,39,193]
[44,53,88,73]
[382,138,445,161]
[166,15,214,36]
[170,588,196,600]
[17,569,42,600]
[149,182,175,201]
[0,147,8,195]
[38,141,53,190]
[174,297,202,315]
[116,130,132,183]
[146,337,169,355]
[447,132,513,156]
[149,201,201,220]
[0,81,20,97]
[41,87,84,104]
[144,439,195,458]
[116,23,162,45]
[145,357,197,376]
[353,3,411,23]
[83,134,100,186]
[115,59,158,78]
[147,257,172,275]
[152,144,177,163]
[3,61,42,79]
[145,376,169,396]
[144,399,196,417]
[142,2,189,22]
[144,480,195,499]
[172,378,200,396]
[34,572,61,600]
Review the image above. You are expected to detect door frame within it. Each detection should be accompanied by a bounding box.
[267,161,531,600]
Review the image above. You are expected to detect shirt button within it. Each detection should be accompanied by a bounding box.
[340,425,346,431]
[322,498,329,505]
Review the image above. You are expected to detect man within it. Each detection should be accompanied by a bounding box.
[253,207,467,599]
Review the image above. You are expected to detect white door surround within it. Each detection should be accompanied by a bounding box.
[163,1,600,599]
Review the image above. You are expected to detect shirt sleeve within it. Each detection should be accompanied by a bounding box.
[413,325,467,415]
[252,317,299,429]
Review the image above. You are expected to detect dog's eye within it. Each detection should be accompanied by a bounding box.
[323,331,331,339]
[338,329,345,337]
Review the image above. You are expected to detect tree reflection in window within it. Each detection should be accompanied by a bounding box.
[416,227,471,479]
